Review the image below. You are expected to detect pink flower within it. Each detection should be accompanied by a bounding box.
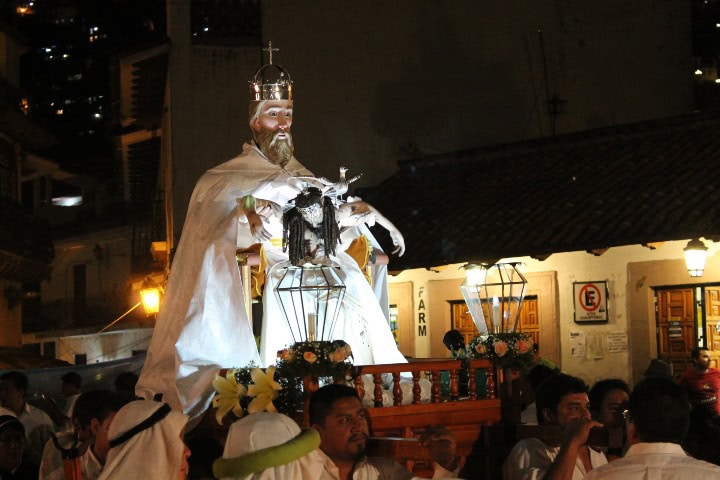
[493,341,509,357]
[303,351,318,363]
[328,345,352,363]
[516,340,532,354]
[277,349,293,361]
[474,343,487,355]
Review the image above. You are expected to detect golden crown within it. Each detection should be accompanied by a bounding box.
[249,41,293,101]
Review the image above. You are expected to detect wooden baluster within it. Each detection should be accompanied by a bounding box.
[431,369,440,403]
[412,371,421,405]
[468,364,476,400]
[354,375,365,402]
[486,365,496,399]
[450,368,459,401]
[392,372,402,406]
[373,373,384,407]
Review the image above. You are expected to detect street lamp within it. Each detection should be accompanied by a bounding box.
[98,276,163,333]
[139,276,162,316]
[684,238,708,277]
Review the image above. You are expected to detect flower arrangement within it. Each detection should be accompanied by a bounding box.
[468,332,535,371]
[211,340,353,424]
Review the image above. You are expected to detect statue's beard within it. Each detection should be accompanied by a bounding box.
[255,129,294,167]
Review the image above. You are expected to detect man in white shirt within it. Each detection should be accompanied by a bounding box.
[503,373,607,480]
[0,370,55,465]
[309,384,460,479]
[585,376,720,479]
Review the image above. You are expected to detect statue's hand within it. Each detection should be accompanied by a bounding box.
[254,199,282,220]
[246,210,272,242]
[389,229,405,256]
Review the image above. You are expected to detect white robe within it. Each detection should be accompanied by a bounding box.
[136,143,310,422]
[137,141,405,424]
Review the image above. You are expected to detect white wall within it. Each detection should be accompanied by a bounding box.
[23,328,153,364]
[389,239,720,387]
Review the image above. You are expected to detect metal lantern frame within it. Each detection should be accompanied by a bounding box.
[460,262,528,335]
[274,264,346,342]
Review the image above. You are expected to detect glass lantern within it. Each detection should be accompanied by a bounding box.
[460,262,527,334]
[274,264,346,342]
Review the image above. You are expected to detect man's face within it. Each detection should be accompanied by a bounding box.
[314,396,370,463]
[0,426,24,471]
[544,392,591,427]
[695,349,712,370]
[251,100,294,167]
[92,412,116,458]
[0,380,23,411]
[595,388,629,426]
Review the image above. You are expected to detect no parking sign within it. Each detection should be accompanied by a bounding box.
[573,281,609,323]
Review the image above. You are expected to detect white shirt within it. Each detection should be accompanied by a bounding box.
[316,448,458,480]
[502,437,607,480]
[17,402,56,465]
[584,442,720,480]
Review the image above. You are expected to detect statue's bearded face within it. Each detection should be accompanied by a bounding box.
[251,100,294,167]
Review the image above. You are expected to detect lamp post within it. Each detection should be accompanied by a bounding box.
[460,262,528,422]
[684,238,708,278]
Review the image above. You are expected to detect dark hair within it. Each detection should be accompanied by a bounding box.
[73,390,126,429]
[309,384,360,426]
[691,346,708,360]
[283,187,339,265]
[443,330,465,352]
[0,371,28,394]
[114,371,139,393]
[535,373,588,424]
[628,377,690,443]
[0,415,25,436]
[61,371,82,389]
[588,378,630,412]
[526,364,558,391]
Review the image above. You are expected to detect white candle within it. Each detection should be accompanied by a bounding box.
[492,296,500,330]
[308,312,316,341]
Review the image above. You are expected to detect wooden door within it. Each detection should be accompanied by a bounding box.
[452,297,539,346]
[705,287,720,369]
[656,288,696,375]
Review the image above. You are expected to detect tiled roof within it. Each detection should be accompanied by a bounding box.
[356,112,720,271]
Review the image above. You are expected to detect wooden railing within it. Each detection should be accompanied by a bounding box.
[345,358,502,476]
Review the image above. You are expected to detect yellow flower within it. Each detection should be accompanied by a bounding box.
[247,367,282,414]
[212,369,247,425]
[475,343,487,355]
[303,351,318,363]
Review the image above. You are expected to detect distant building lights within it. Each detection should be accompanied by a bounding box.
[203,27,209,32]
[716,79,720,84]
[695,69,703,75]
[93,113,102,119]
[52,196,83,207]
[56,109,64,115]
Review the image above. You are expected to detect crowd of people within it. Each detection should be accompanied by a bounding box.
[3,354,720,479]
